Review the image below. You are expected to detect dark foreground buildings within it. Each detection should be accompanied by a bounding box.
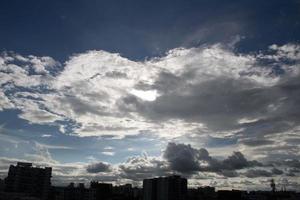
[51,182,141,200]
[143,175,187,200]
[3,162,52,200]
[1,162,300,200]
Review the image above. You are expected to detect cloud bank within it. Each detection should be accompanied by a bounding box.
[1,43,299,138]
[1,142,299,190]
[1,43,300,189]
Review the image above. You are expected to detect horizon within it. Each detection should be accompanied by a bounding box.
[1,161,296,193]
[0,0,300,192]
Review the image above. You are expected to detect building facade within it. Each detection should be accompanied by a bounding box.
[90,181,113,200]
[143,175,187,200]
[4,162,52,200]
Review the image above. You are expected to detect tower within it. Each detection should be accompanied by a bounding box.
[270,179,276,193]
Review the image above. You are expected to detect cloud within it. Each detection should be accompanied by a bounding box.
[244,169,272,178]
[1,141,299,189]
[24,142,58,165]
[1,43,300,173]
[0,89,14,111]
[163,142,262,176]
[1,43,300,139]
[101,152,115,156]
[239,138,274,146]
[274,159,300,169]
[219,170,239,177]
[116,142,299,183]
[271,168,283,175]
[267,43,300,61]
[163,142,201,173]
[86,162,111,173]
[119,154,168,181]
[222,152,262,170]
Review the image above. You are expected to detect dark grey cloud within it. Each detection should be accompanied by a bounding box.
[118,67,300,151]
[222,152,248,169]
[132,77,255,125]
[286,168,300,177]
[118,142,298,180]
[163,142,202,173]
[223,152,262,170]
[191,77,296,133]
[278,159,300,169]
[286,172,296,177]
[86,162,111,173]
[244,167,290,178]
[115,142,265,179]
[284,138,300,146]
[244,169,273,178]
[219,170,239,178]
[240,138,274,146]
[163,142,261,176]
[271,168,283,175]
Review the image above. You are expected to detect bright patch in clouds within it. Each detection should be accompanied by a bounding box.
[102,152,115,156]
[1,44,300,140]
[130,89,159,101]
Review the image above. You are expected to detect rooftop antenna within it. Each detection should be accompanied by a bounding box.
[282,183,286,192]
[270,179,276,193]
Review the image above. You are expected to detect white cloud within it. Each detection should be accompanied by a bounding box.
[102,151,115,156]
[41,134,52,137]
[269,43,300,60]
[0,89,14,111]
[0,43,300,146]
[104,146,114,150]
[130,89,159,101]
[28,55,59,74]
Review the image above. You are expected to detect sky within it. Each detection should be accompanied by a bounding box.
[0,0,300,190]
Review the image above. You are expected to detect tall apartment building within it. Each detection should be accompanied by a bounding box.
[4,162,52,200]
[0,178,4,192]
[90,181,113,200]
[143,175,187,200]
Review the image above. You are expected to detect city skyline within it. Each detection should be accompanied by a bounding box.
[0,0,300,191]
[1,162,299,200]
[0,161,292,190]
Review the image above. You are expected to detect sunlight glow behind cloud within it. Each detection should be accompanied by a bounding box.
[130,89,159,101]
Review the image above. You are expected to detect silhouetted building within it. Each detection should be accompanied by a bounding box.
[0,178,4,192]
[53,183,90,200]
[217,190,242,200]
[90,181,112,200]
[2,162,300,200]
[4,162,52,200]
[242,190,300,200]
[132,187,143,200]
[143,178,157,200]
[188,186,217,200]
[113,184,133,199]
[143,175,187,200]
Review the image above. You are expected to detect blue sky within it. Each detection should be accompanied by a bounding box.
[1,0,300,190]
